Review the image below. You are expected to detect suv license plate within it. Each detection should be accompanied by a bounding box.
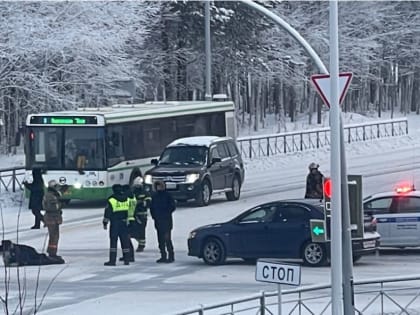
[363,240,376,248]
[165,182,177,190]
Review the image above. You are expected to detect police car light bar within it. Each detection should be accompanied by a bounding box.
[395,183,415,194]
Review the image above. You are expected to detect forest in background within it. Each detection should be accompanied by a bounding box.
[0,1,419,153]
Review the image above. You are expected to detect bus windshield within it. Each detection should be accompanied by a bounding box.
[159,146,208,166]
[26,127,106,170]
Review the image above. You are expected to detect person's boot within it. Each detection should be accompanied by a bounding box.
[31,219,41,229]
[156,252,167,263]
[122,249,130,265]
[104,251,117,266]
[136,244,144,252]
[167,252,175,263]
[119,254,134,262]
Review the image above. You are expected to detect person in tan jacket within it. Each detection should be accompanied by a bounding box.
[43,180,65,260]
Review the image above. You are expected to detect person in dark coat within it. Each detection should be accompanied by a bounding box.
[0,240,64,266]
[150,181,176,263]
[103,184,131,266]
[304,162,324,199]
[23,168,44,229]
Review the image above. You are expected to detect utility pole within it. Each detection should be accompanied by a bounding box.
[329,1,343,314]
[204,1,212,101]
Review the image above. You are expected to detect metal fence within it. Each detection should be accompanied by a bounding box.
[0,167,25,192]
[173,274,420,315]
[237,118,408,159]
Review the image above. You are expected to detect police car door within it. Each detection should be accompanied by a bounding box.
[364,197,392,246]
[389,196,420,247]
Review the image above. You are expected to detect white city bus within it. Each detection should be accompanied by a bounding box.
[24,101,235,201]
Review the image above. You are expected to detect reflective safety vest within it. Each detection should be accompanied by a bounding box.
[108,198,130,213]
[127,197,137,221]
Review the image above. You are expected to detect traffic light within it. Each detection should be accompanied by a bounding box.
[323,177,332,213]
[310,219,327,242]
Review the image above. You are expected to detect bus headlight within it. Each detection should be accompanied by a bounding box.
[185,173,200,184]
[144,175,153,185]
[92,181,98,186]
[73,182,82,189]
[85,180,91,187]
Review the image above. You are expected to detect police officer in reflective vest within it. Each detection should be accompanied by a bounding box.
[103,184,131,266]
[120,184,137,262]
[132,177,151,252]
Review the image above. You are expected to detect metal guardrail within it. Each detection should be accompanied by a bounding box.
[173,274,420,315]
[0,167,25,192]
[237,118,408,159]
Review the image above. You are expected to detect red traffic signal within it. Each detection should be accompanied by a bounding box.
[323,178,332,199]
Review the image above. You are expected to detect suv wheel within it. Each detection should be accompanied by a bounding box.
[196,180,211,206]
[226,175,241,201]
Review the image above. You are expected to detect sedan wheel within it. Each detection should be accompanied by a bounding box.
[302,242,327,267]
[202,238,226,265]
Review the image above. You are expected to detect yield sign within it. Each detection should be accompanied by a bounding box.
[311,72,353,108]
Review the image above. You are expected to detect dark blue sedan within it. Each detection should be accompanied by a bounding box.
[188,199,380,266]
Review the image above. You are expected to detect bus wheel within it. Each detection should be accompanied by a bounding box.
[129,168,142,185]
[196,180,211,207]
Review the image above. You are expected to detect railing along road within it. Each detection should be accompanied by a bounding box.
[0,166,25,193]
[174,274,420,315]
[237,118,408,159]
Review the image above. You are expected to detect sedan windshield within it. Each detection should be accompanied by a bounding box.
[159,146,207,166]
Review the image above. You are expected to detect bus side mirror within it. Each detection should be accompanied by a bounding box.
[151,159,158,166]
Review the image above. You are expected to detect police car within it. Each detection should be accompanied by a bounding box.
[363,184,420,248]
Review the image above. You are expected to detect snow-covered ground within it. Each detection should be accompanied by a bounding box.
[1,112,420,315]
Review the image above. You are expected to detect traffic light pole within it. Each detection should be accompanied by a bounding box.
[340,117,355,315]
[329,2,343,314]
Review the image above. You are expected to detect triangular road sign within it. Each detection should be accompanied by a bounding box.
[311,72,353,108]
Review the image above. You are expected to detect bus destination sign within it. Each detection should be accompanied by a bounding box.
[30,116,98,125]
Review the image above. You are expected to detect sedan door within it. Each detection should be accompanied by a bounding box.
[389,196,420,246]
[263,204,312,258]
[364,197,393,246]
[227,205,277,257]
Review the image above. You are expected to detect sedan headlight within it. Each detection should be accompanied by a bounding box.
[185,173,200,184]
[144,174,153,185]
[189,231,197,239]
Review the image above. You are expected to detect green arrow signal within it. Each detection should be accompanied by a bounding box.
[313,226,325,236]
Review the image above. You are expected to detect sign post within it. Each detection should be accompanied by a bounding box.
[255,260,301,315]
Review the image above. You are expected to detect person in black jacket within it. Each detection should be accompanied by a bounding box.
[23,168,44,229]
[304,162,324,199]
[103,184,131,266]
[150,181,176,263]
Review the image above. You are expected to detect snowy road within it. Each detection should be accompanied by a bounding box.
[2,135,420,315]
